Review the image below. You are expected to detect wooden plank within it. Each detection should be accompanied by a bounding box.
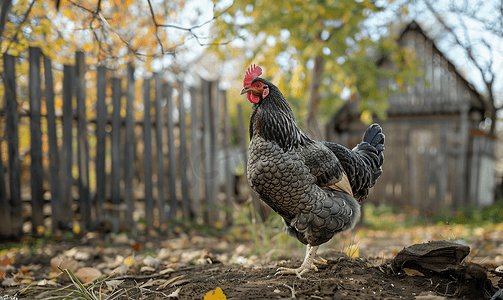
[43,55,63,231]
[75,51,91,228]
[201,79,216,223]
[95,67,107,220]
[154,73,167,224]
[211,81,220,221]
[165,83,177,219]
[124,64,135,226]
[189,87,201,216]
[143,78,154,227]
[3,54,22,237]
[61,65,74,225]
[111,77,122,224]
[222,90,233,225]
[29,47,45,232]
[177,81,190,219]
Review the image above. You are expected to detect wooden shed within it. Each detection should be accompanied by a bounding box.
[325,21,496,214]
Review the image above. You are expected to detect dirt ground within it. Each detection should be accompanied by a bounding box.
[1,227,503,299]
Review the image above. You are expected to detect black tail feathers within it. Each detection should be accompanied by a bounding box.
[363,123,385,150]
[361,123,385,166]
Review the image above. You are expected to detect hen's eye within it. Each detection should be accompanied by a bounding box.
[256,83,260,87]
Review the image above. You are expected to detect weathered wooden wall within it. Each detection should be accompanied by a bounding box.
[326,22,495,213]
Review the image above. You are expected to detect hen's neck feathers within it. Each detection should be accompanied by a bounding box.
[249,80,312,150]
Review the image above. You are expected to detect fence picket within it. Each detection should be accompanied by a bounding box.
[43,55,63,231]
[124,64,135,226]
[111,77,122,227]
[61,65,74,226]
[222,91,233,224]
[189,87,201,217]
[29,47,44,232]
[95,67,107,220]
[202,79,216,223]
[75,52,91,228]
[154,73,167,224]
[178,81,190,218]
[4,54,22,237]
[143,78,154,227]
[165,83,177,219]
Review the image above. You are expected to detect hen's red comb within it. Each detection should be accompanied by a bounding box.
[243,64,262,87]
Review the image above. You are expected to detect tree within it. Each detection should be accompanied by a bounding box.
[214,0,419,140]
[419,0,503,135]
[1,0,227,71]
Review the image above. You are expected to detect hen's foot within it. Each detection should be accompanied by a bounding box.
[275,264,318,279]
[274,245,320,279]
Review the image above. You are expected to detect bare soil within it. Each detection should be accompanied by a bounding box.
[1,228,502,300]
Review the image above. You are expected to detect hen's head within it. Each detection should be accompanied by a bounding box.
[240,64,269,104]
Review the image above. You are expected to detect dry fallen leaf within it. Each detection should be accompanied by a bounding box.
[204,287,227,300]
[50,256,78,273]
[157,275,185,290]
[140,266,156,273]
[112,264,129,276]
[105,279,124,291]
[37,279,58,286]
[140,279,168,288]
[496,265,503,273]
[167,287,181,298]
[123,255,134,267]
[160,267,175,275]
[2,277,19,286]
[143,256,162,268]
[403,268,424,277]
[75,267,102,283]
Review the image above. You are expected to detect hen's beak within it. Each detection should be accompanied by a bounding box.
[240,87,250,95]
[240,87,259,95]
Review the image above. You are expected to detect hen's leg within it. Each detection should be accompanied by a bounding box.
[275,245,319,279]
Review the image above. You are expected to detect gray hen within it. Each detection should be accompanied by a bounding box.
[240,65,385,278]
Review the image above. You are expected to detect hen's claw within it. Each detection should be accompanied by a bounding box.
[314,257,328,265]
[275,264,318,279]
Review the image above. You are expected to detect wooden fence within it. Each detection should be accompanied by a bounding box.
[0,47,255,238]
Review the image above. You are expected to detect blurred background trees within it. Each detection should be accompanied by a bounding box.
[213,0,419,139]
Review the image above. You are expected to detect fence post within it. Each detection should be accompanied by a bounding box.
[61,65,74,225]
[3,54,21,237]
[143,78,154,228]
[201,79,217,223]
[165,82,177,219]
[29,47,44,233]
[75,51,91,228]
[222,90,234,224]
[95,67,107,221]
[43,55,63,231]
[124,64,135,227]
[154,73,167,224]
[177,81,190,219]
[111,77,122,228]
[189,87,201,217]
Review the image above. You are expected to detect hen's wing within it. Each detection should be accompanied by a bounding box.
[322,124,385,202]
[300,141,353,196]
